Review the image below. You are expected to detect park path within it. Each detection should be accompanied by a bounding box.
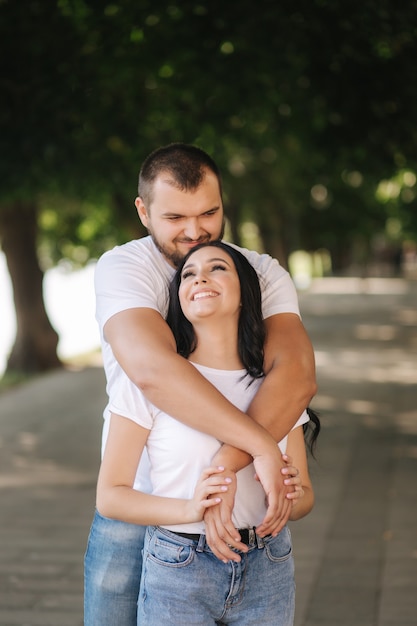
[0,277,416,626]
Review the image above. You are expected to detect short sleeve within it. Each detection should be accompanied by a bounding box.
[229,244,300,319]
[95,251,158,331]
[292,409,309,430]
[108,371,154,430]
[94,240,173,332]
[277,409,310,454]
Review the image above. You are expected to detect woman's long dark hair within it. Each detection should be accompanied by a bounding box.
[305,408,321,458]
[167,240,320,454]
[167,241,265,380]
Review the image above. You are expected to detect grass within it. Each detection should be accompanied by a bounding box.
[0,370,34,393]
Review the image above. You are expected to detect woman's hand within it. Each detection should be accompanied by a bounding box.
[203,470,249,563]
[186,466,232,522]
[281,453,304,506]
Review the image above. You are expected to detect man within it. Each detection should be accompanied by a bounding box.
[84,143,316,625]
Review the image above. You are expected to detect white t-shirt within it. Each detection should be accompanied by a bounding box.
[95,235,301,430]
[109,361,309,533]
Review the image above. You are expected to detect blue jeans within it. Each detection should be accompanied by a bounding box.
[84,510,146,626]
[138,525,295,626]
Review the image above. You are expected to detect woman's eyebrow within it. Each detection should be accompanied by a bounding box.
[182,261,196,272]
[182,256,232,273]
[207,257,231,265]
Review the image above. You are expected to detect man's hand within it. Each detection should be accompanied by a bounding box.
[203,471,248,563]
[253,449,293,537]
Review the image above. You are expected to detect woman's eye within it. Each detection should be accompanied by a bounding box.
[181,271,194,280]
[211,264,226,271]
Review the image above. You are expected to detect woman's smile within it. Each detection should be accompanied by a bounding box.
[192,290,219,301]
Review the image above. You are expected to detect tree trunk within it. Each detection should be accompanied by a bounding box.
[257,202,289,270]
[224,197,242,246]
[0,202,62,373]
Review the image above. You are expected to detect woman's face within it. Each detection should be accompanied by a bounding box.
[178,246,241,324]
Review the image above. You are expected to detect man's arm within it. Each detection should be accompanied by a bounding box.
[253,313,316,431]
[106,306,316,558]
[203,312,316,561]
[212,312,317,471]
[104,307,278,459]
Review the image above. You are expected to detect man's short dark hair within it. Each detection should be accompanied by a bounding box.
[138,143,223,208]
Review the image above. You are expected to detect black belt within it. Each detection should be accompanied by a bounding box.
[173,528,256,545]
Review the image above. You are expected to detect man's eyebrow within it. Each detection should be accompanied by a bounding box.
[162,211,184,217]
[203,205,221,212]
[162,206,221,218]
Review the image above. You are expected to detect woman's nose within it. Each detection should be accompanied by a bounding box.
[194,275,207,284]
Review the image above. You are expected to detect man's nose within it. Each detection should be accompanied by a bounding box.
[183,218,201,240]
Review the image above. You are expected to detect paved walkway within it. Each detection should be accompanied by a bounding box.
[0,277,416,626]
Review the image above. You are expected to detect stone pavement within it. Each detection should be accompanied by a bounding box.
[0,277,416,626]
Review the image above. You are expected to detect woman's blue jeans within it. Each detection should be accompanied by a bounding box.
[84,510,146,626]
[138,525,295,626]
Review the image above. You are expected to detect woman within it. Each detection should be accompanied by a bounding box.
[97,241,320,626]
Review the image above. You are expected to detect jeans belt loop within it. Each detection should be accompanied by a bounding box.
[256,532,265,549]
[248,527,256,545]
[196,533,206,553]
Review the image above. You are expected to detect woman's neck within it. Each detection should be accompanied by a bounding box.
[189,323,243,370]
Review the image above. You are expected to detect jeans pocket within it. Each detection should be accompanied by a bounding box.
[264,527,293,563]
[147,531,195,568]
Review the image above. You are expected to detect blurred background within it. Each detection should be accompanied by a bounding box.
[1,0,417,380]
[1,5,417,624]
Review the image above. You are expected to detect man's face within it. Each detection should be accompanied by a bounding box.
[135,170,225,268]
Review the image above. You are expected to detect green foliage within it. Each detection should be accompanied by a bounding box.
[1,0,416,267]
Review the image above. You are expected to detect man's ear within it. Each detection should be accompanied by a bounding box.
[135,197,148,228]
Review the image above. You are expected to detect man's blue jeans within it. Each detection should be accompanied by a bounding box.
[84,510,146,626]
[138,525,295,626]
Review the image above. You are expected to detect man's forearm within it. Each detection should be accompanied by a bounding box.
[138,348,277,457]
[211,369,314,472]
[106,309,315,468]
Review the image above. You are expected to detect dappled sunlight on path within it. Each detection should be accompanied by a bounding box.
[0,278,416,625]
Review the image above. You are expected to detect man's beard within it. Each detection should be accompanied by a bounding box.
[151,237,191,268]
[148,221,225,268]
